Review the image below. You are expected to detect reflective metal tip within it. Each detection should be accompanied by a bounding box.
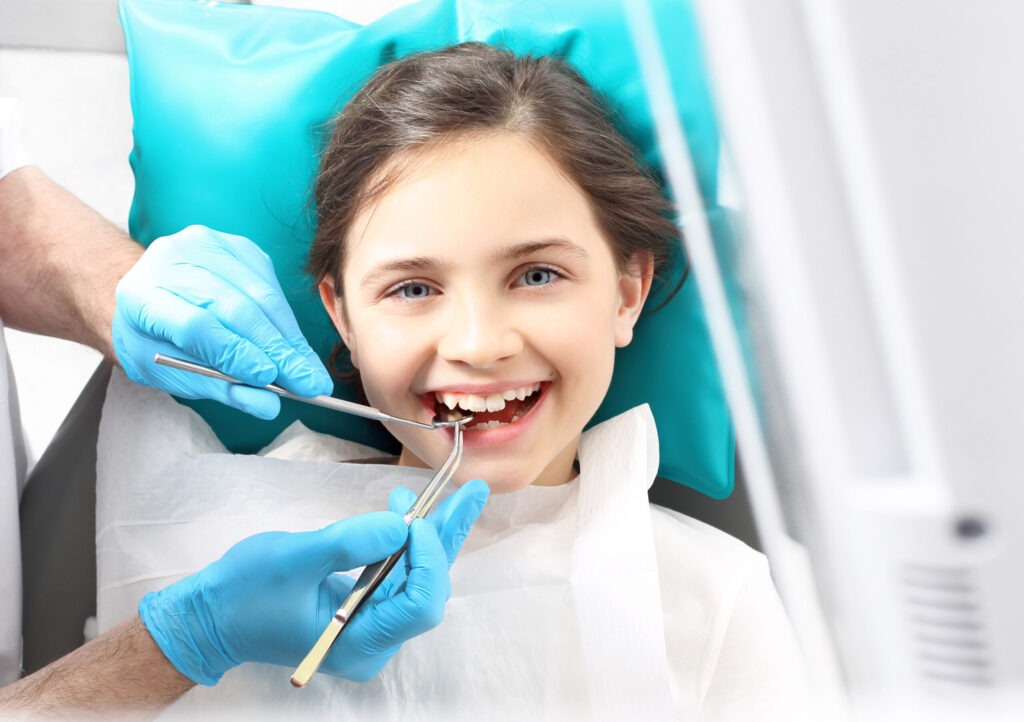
[431,413,474,428]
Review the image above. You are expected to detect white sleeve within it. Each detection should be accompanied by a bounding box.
[699,555,818,722]
[0,98,33,180]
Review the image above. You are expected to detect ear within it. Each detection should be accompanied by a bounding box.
[318,277,359,369]
[614,253,655,348]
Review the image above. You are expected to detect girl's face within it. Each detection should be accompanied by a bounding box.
[319,133,651,493]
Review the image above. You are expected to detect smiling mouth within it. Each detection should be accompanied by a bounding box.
[428,383,547,430]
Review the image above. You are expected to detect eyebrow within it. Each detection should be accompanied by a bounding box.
[493,238,590,264]
[359,238,589,288]
[359,256,450,289]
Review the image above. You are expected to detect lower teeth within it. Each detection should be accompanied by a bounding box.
[446,386,542,430]
[467,404,532,430]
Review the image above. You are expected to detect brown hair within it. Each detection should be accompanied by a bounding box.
[308,42,679,295]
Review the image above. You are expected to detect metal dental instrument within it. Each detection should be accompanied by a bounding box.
[290,418,468,688]
[151,353,473,686]
[153,354,468,430]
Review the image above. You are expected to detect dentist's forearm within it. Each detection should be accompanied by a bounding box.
[0,165,143,358]
[0,616,195,718]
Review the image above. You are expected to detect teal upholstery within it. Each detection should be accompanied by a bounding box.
[119,0,733,497]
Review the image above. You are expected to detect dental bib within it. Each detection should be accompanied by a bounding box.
[97,371,811,721]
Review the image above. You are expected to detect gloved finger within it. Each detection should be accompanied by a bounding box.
[225,383,282,420]
[387,480,487,566]
[323,570,356,602]
[322,547,409,626]
[114,326,283,419]
[207,232,302,331]
[207,231,333,394]
[203,265,332,397]
[126,287,279,387]
[427,479,489,566]
[201,228,279,285]
[339,553,407,610]
[298,511,409,579]
[387,485,418,515]
[369,546,414,604]
[190,276,329,397]
[114,242,277,386]
[149,264,327,397]
[117,227,332,397]
[373,519,450,638]
[402,519,451,627]
[379,487,417,592]
[166,226,288,329]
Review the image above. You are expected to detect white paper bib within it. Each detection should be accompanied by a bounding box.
[96,370,676,720]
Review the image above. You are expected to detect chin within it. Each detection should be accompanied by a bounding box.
[450,465,535,495]
[458,454,576,493]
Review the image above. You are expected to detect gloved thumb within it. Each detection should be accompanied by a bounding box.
[299,511,409,578]
[431,479,489,565]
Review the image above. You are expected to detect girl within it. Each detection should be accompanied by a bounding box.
[305,42,813,720]
[98,42,812,721]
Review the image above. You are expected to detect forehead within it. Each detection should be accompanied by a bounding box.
[343,133,606,268]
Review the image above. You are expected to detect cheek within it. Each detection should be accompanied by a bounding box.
[359,365,403,410]
[531,294,619,384]
[576,291,621,396]
[346,315,425,408]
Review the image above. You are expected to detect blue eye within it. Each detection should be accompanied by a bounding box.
[519,267,558,287]
[392,282,434,299]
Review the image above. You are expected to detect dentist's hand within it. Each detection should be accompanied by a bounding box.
[138,479,489,685]
[112,225,332,418]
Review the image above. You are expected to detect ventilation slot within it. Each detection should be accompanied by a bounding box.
[901,564,992,688]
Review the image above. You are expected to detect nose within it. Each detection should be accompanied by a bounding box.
[437,293,523,368]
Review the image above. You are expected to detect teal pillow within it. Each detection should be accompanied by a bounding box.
[119,0,734,498]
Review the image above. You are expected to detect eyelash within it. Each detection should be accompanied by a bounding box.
[382,264,567,301]
[386,279,437,301]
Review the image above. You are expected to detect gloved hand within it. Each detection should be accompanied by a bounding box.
[139,479,489,686]
[113,225,333,419]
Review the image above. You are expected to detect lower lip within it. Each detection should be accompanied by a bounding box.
[433,384,550,449]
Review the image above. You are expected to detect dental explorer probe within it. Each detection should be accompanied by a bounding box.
[290,418,469,688]
[153,354,470,430]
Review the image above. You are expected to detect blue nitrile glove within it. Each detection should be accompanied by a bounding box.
[387,479,489,567]
[112,225,333,419]
[371,479,490,602]
[139,479,489,685]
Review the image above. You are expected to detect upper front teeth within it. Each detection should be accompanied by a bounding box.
[437,383,541,413]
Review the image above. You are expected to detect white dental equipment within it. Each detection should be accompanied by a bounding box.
[628,0,1024,719]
